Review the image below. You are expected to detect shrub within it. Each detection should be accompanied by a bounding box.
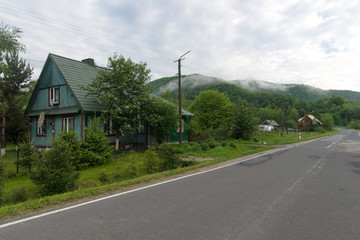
[58,131,86,169]
[119,161,138,179]
[5,170,17,179]
[144,146,161,174]
[30,139,80,196]
[229,142,237,148]
[316,126,327,133]
[221,142,227,147]
[200,143,209,151]
[208,142,217,149]
[82,116,113,166]
[18,141,37,173]
[10,187,27,203]
[156,144,180,170]
[98,171,111,184]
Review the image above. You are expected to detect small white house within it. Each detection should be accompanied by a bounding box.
[258,120,279,132]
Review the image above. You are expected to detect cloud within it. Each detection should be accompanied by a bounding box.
[1,0,360,91]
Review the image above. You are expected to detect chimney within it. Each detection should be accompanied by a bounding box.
[81,58,95,66]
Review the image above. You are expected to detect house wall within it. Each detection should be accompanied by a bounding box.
[169,116,191,142]
[30,61,78,112]
[30,113,82,147]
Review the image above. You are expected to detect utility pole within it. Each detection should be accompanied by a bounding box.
[174,50,190,144]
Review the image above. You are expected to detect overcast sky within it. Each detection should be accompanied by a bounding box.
[1,0,360,91]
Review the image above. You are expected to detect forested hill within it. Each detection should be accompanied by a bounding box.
[147,74,360,102]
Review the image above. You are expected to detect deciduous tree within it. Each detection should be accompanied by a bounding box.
[190,90,234,136]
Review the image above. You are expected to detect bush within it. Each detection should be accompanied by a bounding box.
[229,142,237,148]
[58,131,86,169]
[10,187,27,203]
[208,142,217,149]
[200,143,209,151]
[118,161,138,179]
[30,139,80,196]
[221,142,227,147]
[18,141,37,173]
[98,171,111,184]
[156,144,180,170]
[316,126,327,133]
[82,116,112,166]
[144,146,161,174]
[5,170,17,179]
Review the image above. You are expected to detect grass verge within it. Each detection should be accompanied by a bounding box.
[0,130,339,222]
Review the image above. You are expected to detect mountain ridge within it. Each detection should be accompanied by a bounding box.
[148,74,360,102]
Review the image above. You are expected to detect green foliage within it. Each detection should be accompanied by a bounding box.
[85,54,152,138]
[320,113,334,131]
[30,139,80,196]
[58,131,85,169]
[143,97,178,143]
[9,186,27,203]
[208,142,217,149]
[144,146,161,174]
[18,141,36,173]
[156,144,181,170]
[82,116,112,166]
[190,90,234,137]
[58,117,112,169]
[200,143,209,151]
[232,99,257,140]
[347,120,360,129]
[5,169,17,179]
[0,23,24,55]
[98,171,111,184]
[0,161,4,204]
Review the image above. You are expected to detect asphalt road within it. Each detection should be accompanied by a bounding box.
[1,130,360,240]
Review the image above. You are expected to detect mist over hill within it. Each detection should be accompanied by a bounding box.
[148,74,360,102]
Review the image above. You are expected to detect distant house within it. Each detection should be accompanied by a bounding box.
[25,53,194,149]
[258,120,279,132]
[297,114,322,131]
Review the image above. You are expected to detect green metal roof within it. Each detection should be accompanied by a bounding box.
[26,53,194,117]
[49,54,105,112]
[262,120,279,126]
[26,106,81,117]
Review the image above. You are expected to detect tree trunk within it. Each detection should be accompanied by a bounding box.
[116,137,119,150]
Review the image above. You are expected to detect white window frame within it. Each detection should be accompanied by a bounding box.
[63,116,74,132]
[36,117,46,136]
[105,119,114,135]
[49,87,60,105]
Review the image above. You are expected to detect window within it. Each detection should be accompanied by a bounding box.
[176,119,185,133]
[36,117,46,136]
[49,87,60,105]
[105,119,116,135]
[63,116,74,132]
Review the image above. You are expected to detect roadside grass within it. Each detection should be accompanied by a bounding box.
[0,130,339,221]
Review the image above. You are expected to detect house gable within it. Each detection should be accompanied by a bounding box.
[25,56,81,116]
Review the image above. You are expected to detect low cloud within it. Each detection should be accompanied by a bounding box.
[2,0,360,91]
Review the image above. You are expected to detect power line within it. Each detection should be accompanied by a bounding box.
[0,1,231,81]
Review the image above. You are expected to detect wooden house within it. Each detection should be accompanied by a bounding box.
[297,114,322,131]
[25,53,194,149]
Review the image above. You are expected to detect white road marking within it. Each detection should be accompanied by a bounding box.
[326,134,345,149]
[0,138,324,229]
